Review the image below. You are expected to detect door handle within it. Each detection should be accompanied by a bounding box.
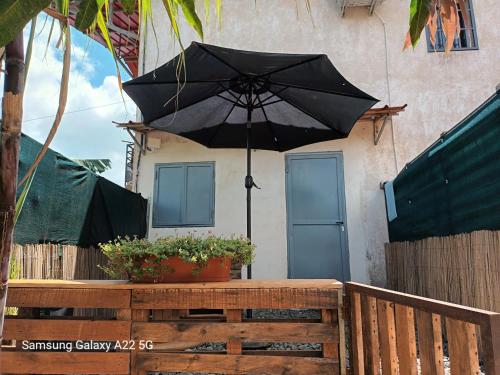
[336,221,345,232]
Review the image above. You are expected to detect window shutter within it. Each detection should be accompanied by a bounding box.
[154,165,185,226]
[185,163,215,225]
[153,162,215,227]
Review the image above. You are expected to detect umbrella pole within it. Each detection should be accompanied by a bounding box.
[245,105,253,320]
[245,105,253,280]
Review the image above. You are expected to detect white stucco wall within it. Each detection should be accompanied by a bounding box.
[134,0,500,285]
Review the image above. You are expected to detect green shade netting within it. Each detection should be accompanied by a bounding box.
[388,91,500,242]
[15,134,147,246]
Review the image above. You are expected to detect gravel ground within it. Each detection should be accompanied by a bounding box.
[153,310,320,375]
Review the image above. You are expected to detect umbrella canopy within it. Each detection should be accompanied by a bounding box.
[124,42,378,282]
[123,42,378,151]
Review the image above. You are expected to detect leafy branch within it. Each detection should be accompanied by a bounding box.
[405,0,471,54]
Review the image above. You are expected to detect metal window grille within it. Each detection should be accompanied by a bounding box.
[426,0,479,52]
[124,142,134,186]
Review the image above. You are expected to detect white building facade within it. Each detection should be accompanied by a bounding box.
[130,0,500,285]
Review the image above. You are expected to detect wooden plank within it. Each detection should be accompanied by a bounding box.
[136,352,339,374]
[445,317,480,374]
[227,309,242,375]
[349,291,364,375]
[377,300,398,375]
[337,289,346,375]
[481,314,500,375]
[9,279,343,289]
[345,282,496,325]
[321,309,339,360]
[3,319,130,340]
[226,309,243,355]
[0,352,130,374]
[152,309,174,320]
[116,308,132,321]
[6,288,130,308]
[416,310,444,375]
[132,288,338,309]
[131,309,149,375]
[394,304,417,375]
[361,295,380,375]
[133,321,338,343]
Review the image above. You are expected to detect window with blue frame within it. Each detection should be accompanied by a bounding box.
[426,0,478,52]
[153,162,215,227]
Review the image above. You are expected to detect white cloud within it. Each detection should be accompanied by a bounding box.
[3,18,135,185]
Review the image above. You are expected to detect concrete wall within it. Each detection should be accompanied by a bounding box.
[134,0,500,285]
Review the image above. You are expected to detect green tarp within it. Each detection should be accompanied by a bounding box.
[387,91,500,242]
[15,134,147,246]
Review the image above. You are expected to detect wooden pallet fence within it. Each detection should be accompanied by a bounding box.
[345,282,500,375]
[385,230,500,313]
[2,279,344,375]
[2,282,131,375]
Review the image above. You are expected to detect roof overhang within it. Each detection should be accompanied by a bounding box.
[46,2,139,77]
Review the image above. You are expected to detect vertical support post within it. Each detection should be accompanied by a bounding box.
[361,295,380,375]
[337,289,346,375]
[416,310,444,375]
[377,300,398,374]
[0,33,25,342]
[226,308,243,375]
[394,304,417,375]
[321,309,339,359]
[131,309,149,375]
[349,291,364,375]
[481,314,500,375]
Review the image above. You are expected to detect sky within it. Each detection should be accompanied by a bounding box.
[3,15,135,185]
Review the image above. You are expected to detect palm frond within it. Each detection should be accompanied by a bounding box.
[74,159,112,174]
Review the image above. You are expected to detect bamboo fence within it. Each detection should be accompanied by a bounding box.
[9,243,111,280]
[9,244,112,317]
[385,230,500,312]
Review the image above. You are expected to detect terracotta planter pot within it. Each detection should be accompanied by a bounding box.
[133,256,232,283]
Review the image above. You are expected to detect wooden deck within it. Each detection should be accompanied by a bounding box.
[2,279,344,375]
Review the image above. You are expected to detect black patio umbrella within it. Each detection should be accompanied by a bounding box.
[124,42,378,279]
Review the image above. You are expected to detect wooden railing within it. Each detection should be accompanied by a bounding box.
[345,282,500,375]
[2,279,344,375]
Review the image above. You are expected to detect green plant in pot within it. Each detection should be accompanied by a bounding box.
[99,234,255,283]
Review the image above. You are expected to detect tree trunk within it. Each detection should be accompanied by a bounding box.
[0,33,25,343]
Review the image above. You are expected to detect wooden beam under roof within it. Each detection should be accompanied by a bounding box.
[115,105,407,134]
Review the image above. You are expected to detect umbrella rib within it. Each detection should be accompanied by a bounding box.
[257,99,284,108]
[255,94,281,151]
[256,87,289,106]
[216,82,252,107]
[269,88,344,135]
[197,44,245,76]
[144,80,243,123]
[207,92,244,147]
[254,54,323,79]
[216,94,248,108]
[269,80,377,101]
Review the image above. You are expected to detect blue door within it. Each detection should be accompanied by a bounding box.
[285,152,349,281]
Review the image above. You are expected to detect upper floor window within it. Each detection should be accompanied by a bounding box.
[153,162,215,227]
[426,0,478,52]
